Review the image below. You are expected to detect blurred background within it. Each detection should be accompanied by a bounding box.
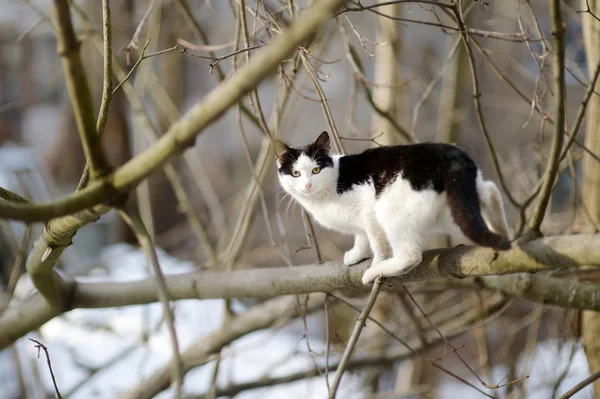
[0,0,599,398]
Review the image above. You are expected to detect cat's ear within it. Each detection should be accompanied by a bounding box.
[273,139,290,159]
[314,131,330,150]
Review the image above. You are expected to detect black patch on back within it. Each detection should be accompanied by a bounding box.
[337,142,510,250]
[337,143,466,196]
[277,142,333,176]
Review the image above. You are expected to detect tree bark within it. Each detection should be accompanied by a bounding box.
[580,0,600,396]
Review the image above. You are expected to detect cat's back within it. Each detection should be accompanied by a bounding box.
[337,142,475,195]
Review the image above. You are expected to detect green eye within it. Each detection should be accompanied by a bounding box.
[292,170,301,177]
[312,167,321,174]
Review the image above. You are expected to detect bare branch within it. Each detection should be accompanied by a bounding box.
[0,0,346,222]
[28,338,63,399]
[0,226,30,316]
[558,369,600,399]
[0,187,29,204]
[121,294,327,399]
[77,0,114,190]
[329,277,382,398]
[52,0,108,178]
[2,233,600,349]
[526,0,567,236]
[119,209,184,398]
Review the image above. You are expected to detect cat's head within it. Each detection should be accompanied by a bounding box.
[275,131,337,199]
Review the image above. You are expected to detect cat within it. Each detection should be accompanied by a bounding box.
[275,131,510,285]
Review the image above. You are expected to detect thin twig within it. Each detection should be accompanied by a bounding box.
[122,0,155,64]
[577,0,600,23]
[410,35,461,137]
[558,370,600,399]
[28,338,63,399]
[97,0,112,137]
[329,276,382,398]
[340,0,532,42]
[173,0,263,130]
[471,36,600,163]
[401,284,528,389]
[237,0,273,142]
[176,38,236,51]
[181,44,264,75]
[77,0,113,190]
[300,53,345,154]
[324,294,332,395]
[0,226,31,317]
[52,0,109,178]
[330,292,502,398]
[451,3,520,209]
[525,0,567,236]
[338,24,412,143]
[559,57,600,164]
[112,40,179,95]
[119,209,183,398]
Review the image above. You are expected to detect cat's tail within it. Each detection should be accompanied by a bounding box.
[445,164,511,251]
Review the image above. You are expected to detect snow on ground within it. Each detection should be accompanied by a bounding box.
[1,244,367,399]
[1,244,595,398]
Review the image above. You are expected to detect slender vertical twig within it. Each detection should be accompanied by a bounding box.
[0,226,30,316]
[526,0,567,236]
[451,3,520,209]
[52,0,108,179]
[300,53,346,154]
[324,294,332,395]
[119,208,183,398]
[329,276,382,398]
[97,0,113,138]
[77,0,113,190]
[29,339,63,399]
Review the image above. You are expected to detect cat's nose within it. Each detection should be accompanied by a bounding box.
[304,182,312,190]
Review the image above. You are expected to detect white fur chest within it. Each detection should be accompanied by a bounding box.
[295,184,374,235]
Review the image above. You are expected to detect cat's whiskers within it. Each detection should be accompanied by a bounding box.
[284,196,297,221]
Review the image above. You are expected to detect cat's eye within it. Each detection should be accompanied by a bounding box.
[312,167,321,175]
[292,170,301,177]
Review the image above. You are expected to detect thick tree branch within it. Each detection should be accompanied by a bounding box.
[479,274,600,311]
[25,204,111,308]
[2,234,599,349]
[3,0,344,309]
[0,0,345,222]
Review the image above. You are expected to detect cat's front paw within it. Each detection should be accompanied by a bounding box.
[343,248,370,266]
[361,257,420,285]
[362,267,382,285]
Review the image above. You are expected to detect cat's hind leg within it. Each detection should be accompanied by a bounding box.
[361,236,423,284]
[362,192,437,285]
[344,234,371,266]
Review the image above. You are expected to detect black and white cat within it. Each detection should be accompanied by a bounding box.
[275,131,510,285]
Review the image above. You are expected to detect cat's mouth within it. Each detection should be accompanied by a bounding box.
[296,188,314,197]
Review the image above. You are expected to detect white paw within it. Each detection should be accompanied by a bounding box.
[362,266,383,285]
[361,257,420,285]
[343,248,370,266]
